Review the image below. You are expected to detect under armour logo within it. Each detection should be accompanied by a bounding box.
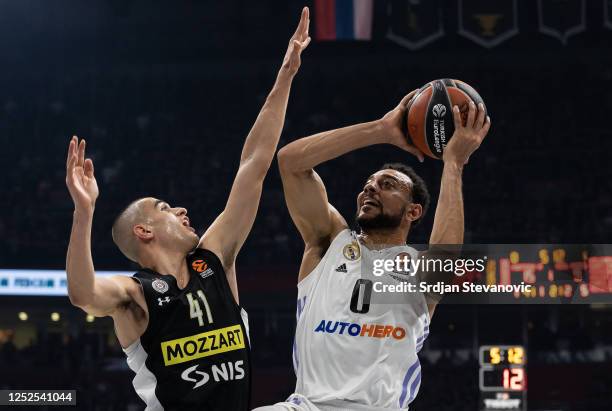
[158,297,171,306]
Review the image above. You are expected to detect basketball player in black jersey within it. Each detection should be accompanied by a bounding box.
[65,8,311,411]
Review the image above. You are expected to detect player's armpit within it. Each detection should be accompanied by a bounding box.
[72,275,136,317]
[427,303,437,319]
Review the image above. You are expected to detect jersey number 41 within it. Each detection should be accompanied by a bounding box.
[186,291,213,326]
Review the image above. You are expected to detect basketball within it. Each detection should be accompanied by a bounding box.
[406,79,486,159]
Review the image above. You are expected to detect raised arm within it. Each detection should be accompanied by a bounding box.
[200,7,311,268]
[65,137,133,317]
[429,102,490,245]
[422,102,490,316]
[278,91,423,279]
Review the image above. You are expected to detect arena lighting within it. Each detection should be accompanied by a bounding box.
[86,314,95,323]
[0,270,130,296]
[50,312,60,322]
[18,311,28,321]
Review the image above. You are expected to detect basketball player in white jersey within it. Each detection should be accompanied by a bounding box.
[255,93,490,410]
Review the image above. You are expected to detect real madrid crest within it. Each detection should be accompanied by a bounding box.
[152,278,169,294]
[342,242,361,261]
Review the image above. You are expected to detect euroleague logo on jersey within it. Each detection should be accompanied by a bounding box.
[192,260,208,272]
[192,259,214,279]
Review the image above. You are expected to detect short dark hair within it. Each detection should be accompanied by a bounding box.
[380,163,430,226]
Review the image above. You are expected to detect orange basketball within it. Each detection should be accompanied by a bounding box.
[406,79,486,159]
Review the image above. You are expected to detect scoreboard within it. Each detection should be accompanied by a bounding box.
[479,346,526,411]
[441,244,612,304]
[491,245,612,301]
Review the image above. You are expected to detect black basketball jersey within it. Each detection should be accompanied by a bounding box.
[124,248,251,411]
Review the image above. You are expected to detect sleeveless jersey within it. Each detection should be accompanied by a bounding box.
[123,248,251,411]
[292,230,430,410]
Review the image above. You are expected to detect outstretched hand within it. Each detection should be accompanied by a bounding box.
[66,136,98,214]
[380,89,425,162]
[281,7,311,76]
[443,102,491,166]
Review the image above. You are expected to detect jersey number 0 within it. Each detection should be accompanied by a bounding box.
[350,279,373,314]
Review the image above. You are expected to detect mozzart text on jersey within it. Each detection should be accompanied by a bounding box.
[161,324,245,366]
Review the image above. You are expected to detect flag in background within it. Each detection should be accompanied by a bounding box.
[315,0,374,40]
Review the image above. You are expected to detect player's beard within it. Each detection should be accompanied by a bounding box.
[356,204,405,231]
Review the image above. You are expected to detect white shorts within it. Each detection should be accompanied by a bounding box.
[252,394,320,411]
[253,394,381,411]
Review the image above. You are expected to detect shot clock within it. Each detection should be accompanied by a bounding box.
[479,346,526,411]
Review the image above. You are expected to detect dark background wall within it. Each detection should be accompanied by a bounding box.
[0,1,611,410]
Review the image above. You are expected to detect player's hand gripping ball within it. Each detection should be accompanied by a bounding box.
[406,79,487,159]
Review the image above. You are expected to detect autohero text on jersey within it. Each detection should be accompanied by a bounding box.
[314,320,406,340]
[161,324,245,366]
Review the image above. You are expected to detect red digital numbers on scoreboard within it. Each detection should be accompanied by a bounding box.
[479,346,527,392]
[589,256,612,293]
[479,345,527,411]
[503,368,524,391]
[493,247,612,301]
[482,368,525,391]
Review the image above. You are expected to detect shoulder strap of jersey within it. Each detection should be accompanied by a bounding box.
[189,247,223,271]
[131,271,164,337]
[189,248,239,308]
[298,229,353,292]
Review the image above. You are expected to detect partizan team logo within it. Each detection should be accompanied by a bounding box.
[342,242,361,261]
[152,278,169,294]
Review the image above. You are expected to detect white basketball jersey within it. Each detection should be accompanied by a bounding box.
[292,230,430,411]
